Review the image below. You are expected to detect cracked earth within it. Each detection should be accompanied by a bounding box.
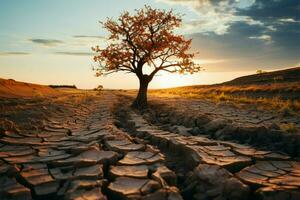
[0,91,299,200]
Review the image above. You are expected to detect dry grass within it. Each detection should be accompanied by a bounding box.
[279,123,298,133]
[148,82,300,115]
[151,82,300,95]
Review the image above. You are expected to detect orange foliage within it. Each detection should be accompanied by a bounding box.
[92,5,201,79]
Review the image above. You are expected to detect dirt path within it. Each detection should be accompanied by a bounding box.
[122,92,300,157]
[1,92,300,200]
[0,92,182,200]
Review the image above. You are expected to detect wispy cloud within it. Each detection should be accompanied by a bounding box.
[69,35,106,47]
[249,34,272,44]
[29,39,64,46]
[0,51,30,56]
[54,51,94,56]
[73,35,105,39]
[279,18,300,23]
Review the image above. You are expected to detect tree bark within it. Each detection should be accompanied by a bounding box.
[132,76,150,110]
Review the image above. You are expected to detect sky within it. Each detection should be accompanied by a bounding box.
[0,0,299,89]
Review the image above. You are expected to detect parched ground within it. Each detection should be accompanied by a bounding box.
[1,89,300,200]
[146,94,300,129]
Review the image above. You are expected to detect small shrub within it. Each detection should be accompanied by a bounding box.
[256,69,267,74]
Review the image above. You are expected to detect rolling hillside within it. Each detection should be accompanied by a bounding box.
[150,67,300,100]
[221,67,300,86]
[0,78,60,98]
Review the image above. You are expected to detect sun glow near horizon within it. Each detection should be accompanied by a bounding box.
[150,70,256,89]
[154,73,193,88]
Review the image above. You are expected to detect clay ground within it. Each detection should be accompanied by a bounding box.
[0,88,300,200]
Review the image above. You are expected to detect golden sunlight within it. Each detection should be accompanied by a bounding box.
[153,72,196,88]
[151,70,256,89]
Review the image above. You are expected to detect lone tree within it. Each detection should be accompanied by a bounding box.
[93,6,201,109]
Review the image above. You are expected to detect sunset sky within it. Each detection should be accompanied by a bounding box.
[0,0,299,89]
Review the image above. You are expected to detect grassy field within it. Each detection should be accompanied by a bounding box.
[149,68,300,115]
[149,85,299,114]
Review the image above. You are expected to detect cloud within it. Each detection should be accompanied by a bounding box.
[158,0,258,35]
[188,21,300,72]
[27,36,103,53]
[0,51,30,56]
[238,0,300,52]
[279,18,299,23]
[159,0,300,67]
[54,51,94,56]
[160,0,300,43]
[249,34,272,43]
[237,0,300,21]
[29,39,64,46]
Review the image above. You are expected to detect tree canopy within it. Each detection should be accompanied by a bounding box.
[92,6,201,79]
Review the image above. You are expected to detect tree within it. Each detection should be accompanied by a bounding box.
[94,85,103,91]
[92,6,201,109]
[256,69,267,74]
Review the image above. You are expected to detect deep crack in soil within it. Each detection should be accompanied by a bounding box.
[112,96,300,200]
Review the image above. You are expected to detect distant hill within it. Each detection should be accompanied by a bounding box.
[150,67,300,100]
[0,78,60,98]
[221,67,300,86]
[49,85,77,89]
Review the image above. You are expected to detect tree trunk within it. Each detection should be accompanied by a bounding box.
[132,77,150,110]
